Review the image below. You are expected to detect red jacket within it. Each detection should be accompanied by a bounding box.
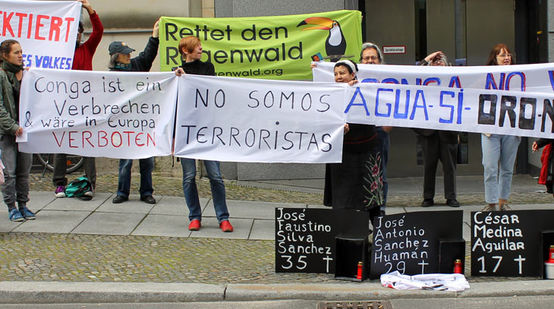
[72,12,103,71]
[539,144,551,185]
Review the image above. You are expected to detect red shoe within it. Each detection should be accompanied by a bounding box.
[188,219,201,231]
[220,220,233,232]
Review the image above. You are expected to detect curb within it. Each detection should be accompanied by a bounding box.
[1,280,554,304]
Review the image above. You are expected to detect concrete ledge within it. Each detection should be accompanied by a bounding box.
[0,281,225,304]
[459,280,554,298]
[2,280,554,303]
[224,283,455,301]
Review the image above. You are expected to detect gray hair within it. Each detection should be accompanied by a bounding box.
[108,53,119,70]
[360,42,385,64]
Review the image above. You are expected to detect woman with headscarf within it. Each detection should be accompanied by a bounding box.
[324,59,384,224]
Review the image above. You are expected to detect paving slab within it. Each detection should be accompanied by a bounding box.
[383,207,406,215]
[149,196,196,216]
[0,215,23,232]
[42,193,110,211]
[204,200,300,220]
[132,214,191,238]
[95,195,156,214]
[250,219,274,240]
[28,191,55,211]
[71,212,146,235]
[12,210,90,234]
[188,217,253,240]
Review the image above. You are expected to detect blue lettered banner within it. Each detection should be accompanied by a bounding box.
[313,61,554,138]
[344,82,554,139]
[312,61,554,93]
[18,69,178,159]
[0,0,82,69]
[174,75,345,163]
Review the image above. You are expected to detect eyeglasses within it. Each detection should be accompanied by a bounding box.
[498,53,512,58]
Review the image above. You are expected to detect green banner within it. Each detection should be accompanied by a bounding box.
[160,10,362,80]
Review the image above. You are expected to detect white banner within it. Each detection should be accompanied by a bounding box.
[312,61,554,93]
[345,82,554,138]
[19,69,178,159]
[174,75,345,163]
[1,0,81,69]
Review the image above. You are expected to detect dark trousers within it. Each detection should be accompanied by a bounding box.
[421,135,457,200]
[53,154,96,189]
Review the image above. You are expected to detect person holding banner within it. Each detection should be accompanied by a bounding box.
[174,36,233,233]
[0,40,35,222]
[481,43,521,212]
[414,51,460,208]
[359,42,391,214]
[110,19,160,205]
[323,59,383,224]
[53,0,103,199]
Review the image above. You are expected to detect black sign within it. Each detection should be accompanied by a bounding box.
[370,211,463,278]
[275,208,369,273]
[471,210,554,277]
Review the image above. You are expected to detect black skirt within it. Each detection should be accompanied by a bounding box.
[324,145,384,211]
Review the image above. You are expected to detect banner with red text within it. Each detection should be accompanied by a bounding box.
[18,69,177,158]
[0,0,81,69]
[174,75,345,163]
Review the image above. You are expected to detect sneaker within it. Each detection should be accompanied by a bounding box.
[9,208,24,222]
[220,220,234,232]
[499,204,512,211]
[55,186,66,198]
[482,204,497,211]
[83,190,94,198]
[188,219,201,231]
[19,207,36,220]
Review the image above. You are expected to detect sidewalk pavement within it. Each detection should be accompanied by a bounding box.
[1,174,554,304]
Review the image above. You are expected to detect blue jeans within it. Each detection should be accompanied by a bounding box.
[181,158,229,223]
[481,134,520,204]
[117,158,154,198]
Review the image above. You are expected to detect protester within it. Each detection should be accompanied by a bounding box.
[174,36,233,232]
[111,19,160,205]
[414,51,460,207]
[532,139,554,196]
[53,0,103,199]
[481,43,520,211]
[323,60,383,224]
[0,40,35,222]
[359,42,390,214]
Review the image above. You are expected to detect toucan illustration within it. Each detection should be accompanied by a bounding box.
[297,17,346,62]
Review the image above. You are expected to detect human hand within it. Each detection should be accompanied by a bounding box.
[425,51,443,63]
[152,18,160,38]
[532,141,539,152]
[78,0,94,15]
[174,68,185,76]
[15,127,23,137]
[310,63,317,69]
[348,80,358,86]
[344,123,349,135]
